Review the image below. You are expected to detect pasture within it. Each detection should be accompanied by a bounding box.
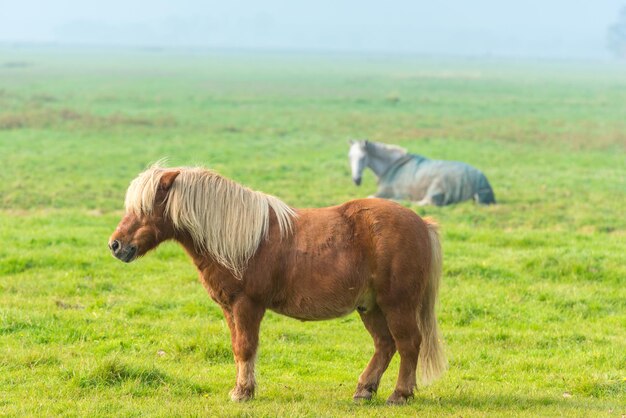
[0,47,625,417]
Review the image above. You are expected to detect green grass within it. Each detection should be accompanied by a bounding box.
[0,46,625,417]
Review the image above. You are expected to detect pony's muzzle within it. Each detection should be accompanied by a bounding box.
[109,239,137,263]
[353,177,362,186]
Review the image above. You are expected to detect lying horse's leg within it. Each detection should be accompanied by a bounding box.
[384,308,422,405]
[227,297,265,402]
[419,182,445,206]
[353,307,396,401]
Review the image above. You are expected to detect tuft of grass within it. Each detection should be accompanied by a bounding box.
[573,375,626,398]
[73,358,169,389]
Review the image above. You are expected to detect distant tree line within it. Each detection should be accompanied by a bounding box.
[608,6,626,58]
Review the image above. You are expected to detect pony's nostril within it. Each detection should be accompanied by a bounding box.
[110,240,120,253]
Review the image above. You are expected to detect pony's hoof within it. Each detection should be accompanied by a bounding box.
[353,384,376,402]
[386,390,412,405]
[229,386,254,402]
[353,390,374,402]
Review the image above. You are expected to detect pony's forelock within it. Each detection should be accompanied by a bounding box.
[124,162,167,216]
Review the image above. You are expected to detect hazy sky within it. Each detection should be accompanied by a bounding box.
[1,0,624,58]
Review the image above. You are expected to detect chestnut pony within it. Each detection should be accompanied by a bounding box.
[109,164,446,404]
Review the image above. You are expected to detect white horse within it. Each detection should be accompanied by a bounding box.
[348,140,496,206]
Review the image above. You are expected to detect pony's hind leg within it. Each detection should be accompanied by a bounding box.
[353,307,396,401]
[383,307,422,405]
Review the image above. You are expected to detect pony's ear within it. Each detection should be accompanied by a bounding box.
[159,170,180,192]
[364,139,369,144]
[348,139,355,145]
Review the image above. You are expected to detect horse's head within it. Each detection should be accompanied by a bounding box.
[348,139,369,186]
[109,170,180,263]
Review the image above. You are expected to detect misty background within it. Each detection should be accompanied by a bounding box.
[0,0,625,59]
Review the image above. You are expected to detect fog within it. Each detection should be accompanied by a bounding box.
[0,0,623,59]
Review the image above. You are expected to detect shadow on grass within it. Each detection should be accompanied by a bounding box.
[351,392,601,414]
[412,394,604,413]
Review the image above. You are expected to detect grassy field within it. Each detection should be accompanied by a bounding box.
[0,46,625,417]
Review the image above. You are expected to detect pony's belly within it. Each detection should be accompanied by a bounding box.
[271,305,355,321]
[269,286,374,321]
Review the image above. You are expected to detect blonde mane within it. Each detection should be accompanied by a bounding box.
[124,164,296,277]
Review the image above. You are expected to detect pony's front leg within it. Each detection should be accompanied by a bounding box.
[221,309,239,381]
[227,297,265,402]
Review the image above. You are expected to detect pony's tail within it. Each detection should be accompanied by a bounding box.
[417,218,447,385]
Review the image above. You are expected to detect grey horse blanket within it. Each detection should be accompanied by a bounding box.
[375,154,495,206]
